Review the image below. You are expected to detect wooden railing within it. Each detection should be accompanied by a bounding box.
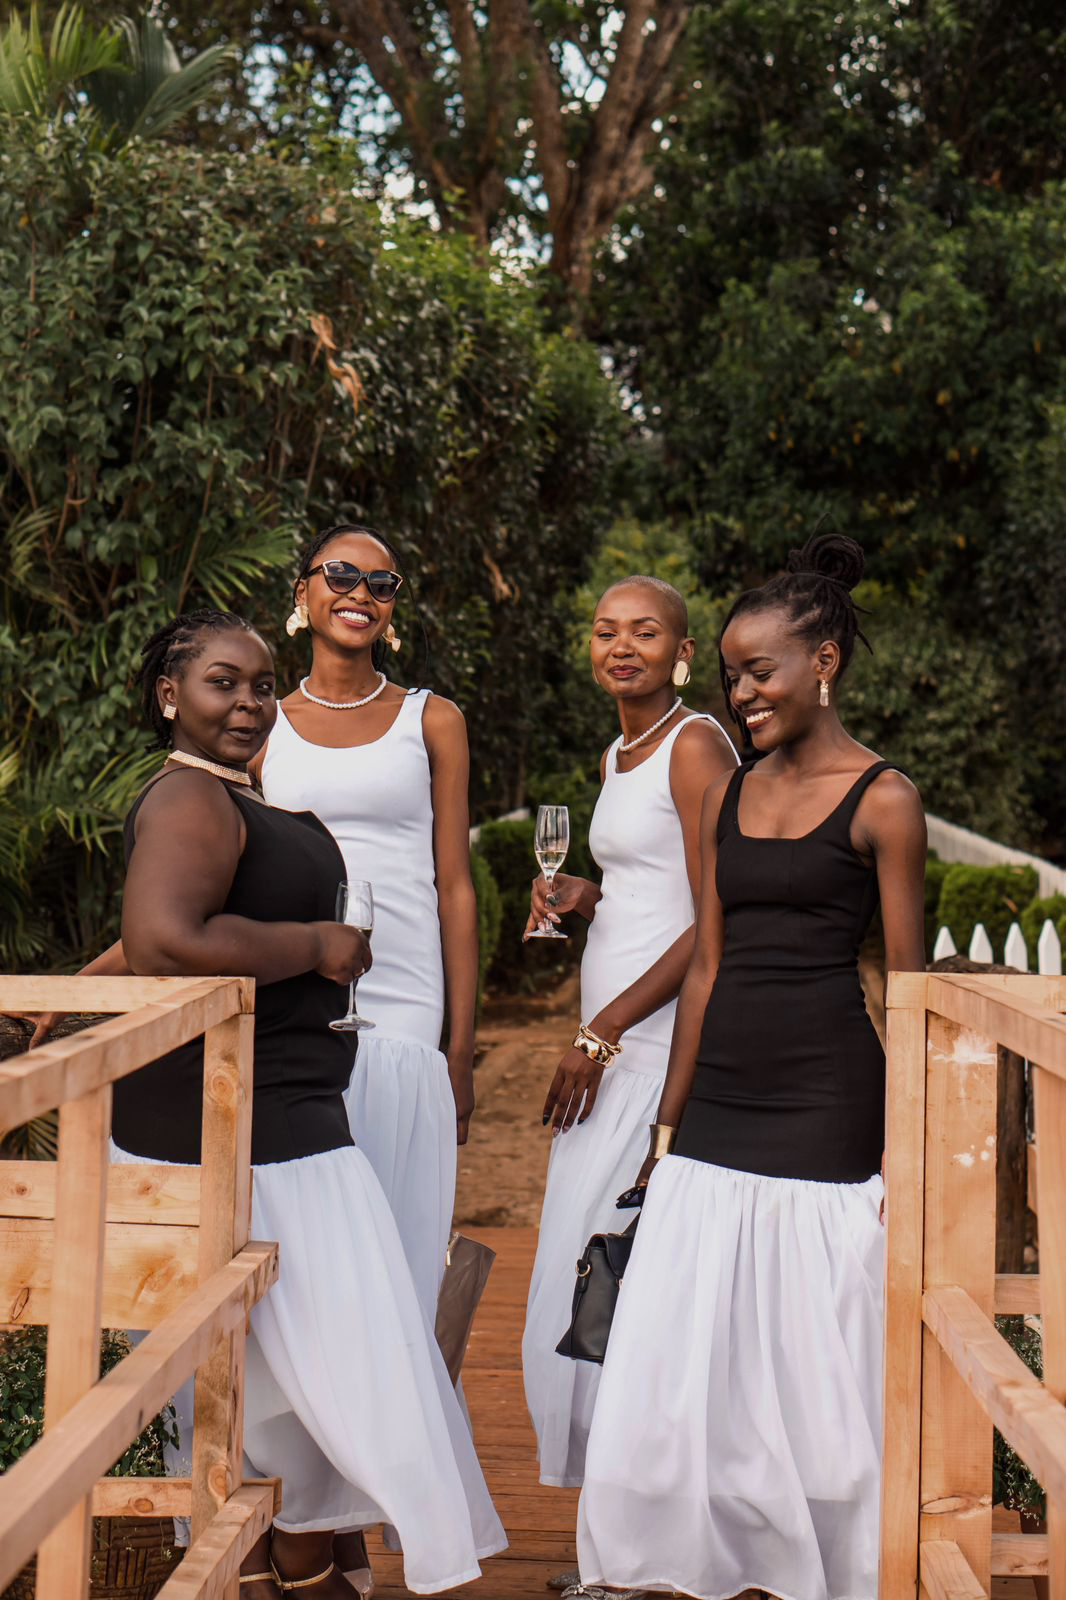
[0,975,280,1600]
[882,970,1066,1598]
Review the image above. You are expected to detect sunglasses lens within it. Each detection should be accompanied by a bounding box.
[367,571,401,600]
[322,563,360,594]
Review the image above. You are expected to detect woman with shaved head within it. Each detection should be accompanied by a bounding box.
[521,575,738,1573]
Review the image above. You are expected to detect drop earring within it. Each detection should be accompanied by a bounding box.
[163,704,177,721]
[384,624,402,653]
[672,660,691,689]
[819,678,830,708]
[285,603,309,638]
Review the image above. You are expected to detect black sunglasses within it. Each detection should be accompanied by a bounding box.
[306,560,404,602]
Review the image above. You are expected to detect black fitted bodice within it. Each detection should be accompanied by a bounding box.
[112,774,356,1165]
[675,760,898,1183]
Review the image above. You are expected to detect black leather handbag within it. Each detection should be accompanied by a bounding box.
[555,1198,641,1365]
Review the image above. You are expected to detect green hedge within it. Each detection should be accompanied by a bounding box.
[936,864,1040,957]
[470,847,502,1013]
[924,857,951,960]
[1020,895,1066,958]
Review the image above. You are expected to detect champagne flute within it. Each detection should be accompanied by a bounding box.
[527,804,569,940]
[329,879,376,1031]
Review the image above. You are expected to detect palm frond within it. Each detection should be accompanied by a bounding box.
[87,14,235,145]
[0,3,124,122]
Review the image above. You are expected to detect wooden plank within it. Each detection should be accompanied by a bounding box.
[0,1240,277,1594]
[925,976,1066,1085]
[1032,1064,1066,1596]
[930,975,1066,1011]
[0,1217,199,1328]
[154,1484,274,1600]
[881,999,928,1600]
[923,1285,1066,1506]
[0,978,253,1136]
[0,1160,201,1223]
[920,1539,988,1599]
[995,1276,1041,1316]
[193,1014,254,1548]
[90,1476,280,1519]
[35,1084,111,1600]
[920,1014,998,1589]
[887,971,930,1010]
[0,975,215,1013]
[991,1533,1048,1577]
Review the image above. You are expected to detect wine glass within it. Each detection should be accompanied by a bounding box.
[527,804,569,940]
[329,879,376,1032]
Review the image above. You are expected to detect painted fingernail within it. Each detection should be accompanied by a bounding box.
[542,1114,549,1125]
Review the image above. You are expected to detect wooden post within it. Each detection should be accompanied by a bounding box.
[1033,1065,1066,1597]
[919,1013,998,1590]
[34,1084,112,1600]
[191,1012,254,1587]
[881,987,928,1600]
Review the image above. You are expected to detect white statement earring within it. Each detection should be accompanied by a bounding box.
[384,624,402,654]
[819,678,830,708]
[672,660,691,688]
[163,703,177,721]
[285,603,309,638]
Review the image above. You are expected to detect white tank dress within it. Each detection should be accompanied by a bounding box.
[522,713,736,1488]
[261,690,456,1318]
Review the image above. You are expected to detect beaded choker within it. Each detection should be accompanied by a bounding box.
[166,750,252,786]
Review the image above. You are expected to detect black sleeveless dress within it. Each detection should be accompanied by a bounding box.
[675,760,898,1184]
[111,774,356,1166]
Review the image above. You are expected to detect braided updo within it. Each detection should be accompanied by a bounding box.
[136,610,255,747]
[718,533,871,737]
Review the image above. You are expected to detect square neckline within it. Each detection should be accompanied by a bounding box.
[733,760,889,842]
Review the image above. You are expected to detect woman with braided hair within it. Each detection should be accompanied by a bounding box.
[571,535,927,1600]
[41,610,505,1596]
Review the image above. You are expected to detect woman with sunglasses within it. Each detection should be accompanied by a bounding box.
[254,524,477,1327]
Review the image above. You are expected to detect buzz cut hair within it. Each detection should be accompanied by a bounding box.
[599,574,689,636]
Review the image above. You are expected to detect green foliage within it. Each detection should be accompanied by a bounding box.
[1020,896,1066,958]
[0,5,234,148]
[994,1316,1045,1514]
[924,857,951,960]
[0,128,614,969]
[936,865,1039,957]
[476,820,539,979]
[0,1327,178,1473]
[469,848,502,1013]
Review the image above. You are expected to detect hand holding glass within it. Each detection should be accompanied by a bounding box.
[329,879,375,1031]
[527,805,569,940]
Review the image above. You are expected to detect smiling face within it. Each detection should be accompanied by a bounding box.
[590,582,693,701]
[296,530,399,654]
[158,627,277,766]
[720,607,840,750]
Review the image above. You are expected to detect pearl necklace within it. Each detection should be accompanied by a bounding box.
[618,698,683,753]
[298,672,387,711]
[166,750,252,786]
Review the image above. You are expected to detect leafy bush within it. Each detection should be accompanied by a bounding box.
[994,1316,1045,1515]
[1020,895,1066,959]
[0,126,615,970]
[924,856,951,959]
[469,848,502,1012]
[936,864,1039,957]
[0,1327,177,1473]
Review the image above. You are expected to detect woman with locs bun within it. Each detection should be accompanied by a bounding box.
[572,535,927,1600]
[110,611,504,1597]
[521,574,737,1579]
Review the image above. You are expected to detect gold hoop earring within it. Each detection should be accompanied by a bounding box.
[819,678,830,708]
[285,604,309,638]
[672,660,691,688]
[384,624,402,654]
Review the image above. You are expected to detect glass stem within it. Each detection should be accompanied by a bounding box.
[347,978,358,1018]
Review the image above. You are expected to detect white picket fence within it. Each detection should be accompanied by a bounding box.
[932,917,1063,975]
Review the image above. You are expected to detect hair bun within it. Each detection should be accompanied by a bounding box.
[786,532,865,593]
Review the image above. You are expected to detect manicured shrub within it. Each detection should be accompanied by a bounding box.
[936,864,1039,957]
[1020,895,1066,960]
[469,848,502,1012]
[924,856,951,959]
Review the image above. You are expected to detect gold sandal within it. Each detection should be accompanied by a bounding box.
[270,1561,336,1592]
[239,1578,275,1588]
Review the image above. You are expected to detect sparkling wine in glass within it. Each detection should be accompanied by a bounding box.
[329,879,375,1032]
[527,804,569,940]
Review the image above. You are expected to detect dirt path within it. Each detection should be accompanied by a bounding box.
[455,975,582,1230]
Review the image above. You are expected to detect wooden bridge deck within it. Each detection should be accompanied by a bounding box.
[367,1226,578,1600]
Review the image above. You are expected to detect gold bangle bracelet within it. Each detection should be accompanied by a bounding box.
[573,1023,623,1068]
[648,1122,678,1161]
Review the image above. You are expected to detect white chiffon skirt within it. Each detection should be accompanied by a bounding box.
[523,1061,663,1487]
[111,1140,505,1593]
[344,1031,456,1319]
[578,1154,884,1600]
